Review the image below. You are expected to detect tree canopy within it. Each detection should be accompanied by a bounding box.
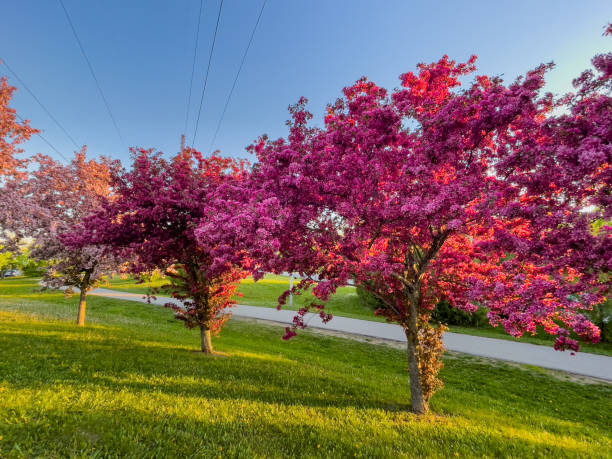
[245,53,611,412]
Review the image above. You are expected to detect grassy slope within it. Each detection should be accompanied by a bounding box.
[0,277,611,458]
[108,275,612,356]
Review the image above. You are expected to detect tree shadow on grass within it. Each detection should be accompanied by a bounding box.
[0,321,412,412]
[1,401,600,458]
[1,317,611,443]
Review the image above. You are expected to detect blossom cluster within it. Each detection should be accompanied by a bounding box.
[244,53,611,352]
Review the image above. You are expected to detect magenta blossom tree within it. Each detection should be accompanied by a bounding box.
[69,148,250,353]
[247,51,611,413]
[4,150,122,326]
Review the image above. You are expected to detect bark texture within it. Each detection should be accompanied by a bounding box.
[405,324,427,414]
[405,312,447,414]
[77,289,87,327]
[76,270,92,327]
[200,326,213,354]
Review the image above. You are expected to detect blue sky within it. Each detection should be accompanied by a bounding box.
[1,0,611,165]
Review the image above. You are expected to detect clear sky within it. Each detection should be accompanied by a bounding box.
[1,0,611,165]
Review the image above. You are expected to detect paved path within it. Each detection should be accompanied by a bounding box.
[90,287,612,381]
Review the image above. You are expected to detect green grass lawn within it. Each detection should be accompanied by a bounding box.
[0,277,611,457]
[108,273,380,321]
[107,274,612,356]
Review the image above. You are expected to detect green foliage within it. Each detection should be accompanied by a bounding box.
[591,218,611,235]
[0,277,611,457]
[586,299,612,343]
[355,283,384,310]
[16,250,46,276]
[0,246,46,278]
[0,250,17,278]
[356,284,488,328]
[431,301,489,328]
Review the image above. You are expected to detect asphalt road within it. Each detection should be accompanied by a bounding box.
[90,287,612,381]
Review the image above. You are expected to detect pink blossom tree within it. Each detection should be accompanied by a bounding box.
[247,52,611,413]
[5,150,122,326]
[0,74,39,256]
[70,148,250,353]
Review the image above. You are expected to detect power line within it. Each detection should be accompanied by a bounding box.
[208,0,267,154]
[191,0,224,147]
[1,58,80,149]
[58,0,125,147]
[35,131,70,162]
[16,114,70,162]
[184,0,205,135]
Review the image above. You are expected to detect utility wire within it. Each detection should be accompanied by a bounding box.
[1,58,80,149]
[191,0,224,147]
[184,0,205,135]
[16,114,70,162]
[58,0,125,147]
[208,0,266,154]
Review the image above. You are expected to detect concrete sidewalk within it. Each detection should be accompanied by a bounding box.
[90,287,612,381]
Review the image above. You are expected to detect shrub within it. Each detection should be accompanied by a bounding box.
[431,301,489,328]
[357,284,488,327]
[586,299,612,343]
[355,284,384,310]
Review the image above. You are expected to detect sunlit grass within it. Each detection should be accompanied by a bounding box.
[108,273,390,323]
[105,274,612,356]
[0,277,611,457]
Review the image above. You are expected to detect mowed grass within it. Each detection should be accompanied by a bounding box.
[108,274,612,356]
[109,273,379,321]
[2,278,610,458]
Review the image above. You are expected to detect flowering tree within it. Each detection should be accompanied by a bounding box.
[248,52,611,413]
[0,74,39,259]
[70,148,249,353]
[5,150,122,325]
[0,75,38,178]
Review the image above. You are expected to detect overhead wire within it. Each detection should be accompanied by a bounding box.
[1,58,81,150]
[16,114,70,162]
[208,0,267,154]
[191,0,224,147]
[184,0,205,135]
[58,0,125,147]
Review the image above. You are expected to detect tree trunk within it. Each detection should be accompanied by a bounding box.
[77,289,87,327]
[200,326,213,354]
[77,270,92,327]
[405,326,427,414]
